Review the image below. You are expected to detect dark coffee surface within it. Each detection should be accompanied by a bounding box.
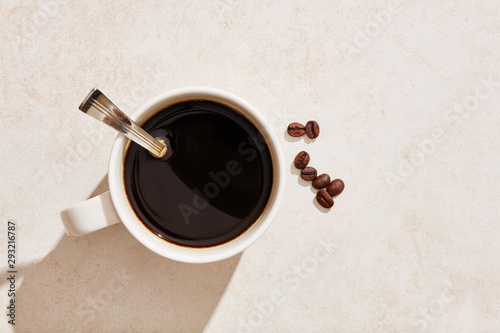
[124,100,273,247]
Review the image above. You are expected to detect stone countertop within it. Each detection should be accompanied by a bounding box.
[1,1,500,332]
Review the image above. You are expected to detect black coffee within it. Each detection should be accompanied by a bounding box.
[124,100,274,247]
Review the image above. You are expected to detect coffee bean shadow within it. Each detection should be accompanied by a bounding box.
[289,161,301,176]
[302,136,317,145]
[3,175,242,332]
[282,130,317,144]
[297,176,313,188]
[283,130,302,143]
[290,162,319,196]
[312,195,331,214]
[311,187,320,195]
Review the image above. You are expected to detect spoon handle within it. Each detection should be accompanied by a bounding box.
[79,88,167,158]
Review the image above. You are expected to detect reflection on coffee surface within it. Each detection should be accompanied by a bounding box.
[124,100,273,247]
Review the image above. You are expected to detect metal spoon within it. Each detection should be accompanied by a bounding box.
[79,88,167,158]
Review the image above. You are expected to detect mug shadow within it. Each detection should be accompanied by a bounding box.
[4,176,241,332]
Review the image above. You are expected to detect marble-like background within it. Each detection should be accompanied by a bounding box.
[1,0,500,332]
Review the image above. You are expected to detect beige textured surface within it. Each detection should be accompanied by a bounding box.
[1,0,500,332]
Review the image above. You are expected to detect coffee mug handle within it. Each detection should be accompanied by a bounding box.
[61,191,121,236]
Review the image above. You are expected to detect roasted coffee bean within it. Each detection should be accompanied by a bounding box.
[287,122,306,137]
[327,179,345,197]
[316,190,334,208]
[294,151,310,169]
[301,167,317,181]
[305,120,320,139]
[312,173,331,189]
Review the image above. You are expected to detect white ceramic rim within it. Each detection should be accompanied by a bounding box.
[108,87,285,263]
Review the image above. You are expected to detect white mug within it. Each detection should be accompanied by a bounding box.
[61,87,286,263]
